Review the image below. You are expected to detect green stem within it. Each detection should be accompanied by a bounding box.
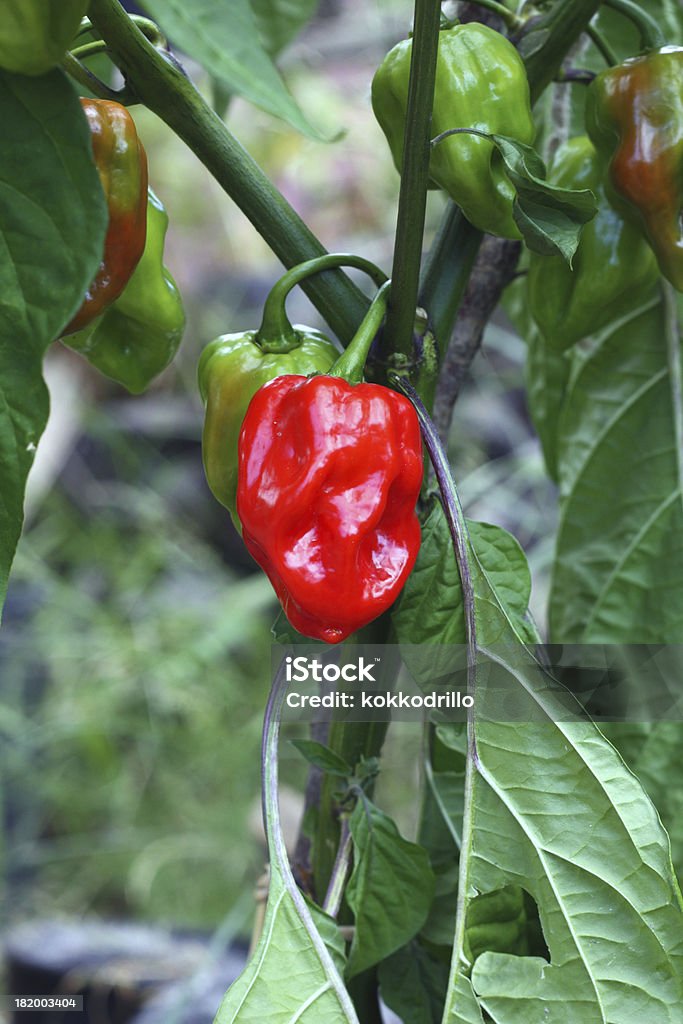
[322,820,352,918]
[519,0,602,103]
[87,0,370,345]
[382,0,442,368]
[77,14,167,47]
[431,127,492,147]
[258,254,388,354]
[62,51,126,101]
[464,0,524,29]
[329,282,392,384]
[601,0,666,50]
[70,39,110,61]
[586,24,619,66]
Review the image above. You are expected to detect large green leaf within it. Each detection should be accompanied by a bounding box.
[602,721,683,883]
[139,0,325,138]
[438,544,683,1022]
[549,290,683,641]
[251,0,319,55]
[0,69,107,618]
[215,867,354,1022]
[345,799,435,978]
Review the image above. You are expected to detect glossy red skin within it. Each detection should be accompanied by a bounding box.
[64,99,148,335]
[237,374,423,643]
[586,47,683,289]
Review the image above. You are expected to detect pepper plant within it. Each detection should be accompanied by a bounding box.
[2,0,683,1021]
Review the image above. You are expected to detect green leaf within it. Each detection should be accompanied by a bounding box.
[602,721,683,884]
[549,289,683,641]
[215,867,357,1022]
[251,0,319,55]
[437,522,683,1021]
[291,739,352,777]
[139,0,326,139]
[345,799,435,978]
[378,942,450,1024]
[305,899,348,976]
[393,501,532,662]
[0,69,107,618]
[490,135,597,264]
[524,320,571,482]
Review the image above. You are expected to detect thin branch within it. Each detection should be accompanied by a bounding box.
[323,819,352,918]
[432,236,521,444]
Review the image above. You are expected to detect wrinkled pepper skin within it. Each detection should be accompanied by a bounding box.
[198,329,339,524]
[586,47,683,290]
[0,0,89,76]
[64,189,185,393]
[528,137,658,350]
[372,23,535,238]
[236,375,422,644]
[63,98,148,335]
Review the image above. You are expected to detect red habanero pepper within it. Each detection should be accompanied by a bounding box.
[63,99,148,335]
[236,283,422,644]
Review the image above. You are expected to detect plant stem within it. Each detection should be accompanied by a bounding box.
[322,819,352,918]
[586,24,619,66]
[87,0,370,345]
[432,236,521,443]
[602,0,666,50]
[517,0,602,103]
[463,0,524,30]
[257,254,388,353]
[390,376,477,686]
[382,0,442,367]
[330,282,391,384]
[62,52,125,101]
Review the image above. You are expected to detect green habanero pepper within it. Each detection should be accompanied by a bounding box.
[0,0,89,76]
[586,46,683,291]
[198,253,388,526]
[527,137,659,350]
[64,189,185,394]
[372,22,535,239]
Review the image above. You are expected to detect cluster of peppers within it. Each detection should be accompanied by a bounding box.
[11,8,683,642]
[372,21,683,349]
[530,46,683,348]
[0,6,186,389]
[61,99,186,392]
[199,256,423,644]
[199,25,683,645]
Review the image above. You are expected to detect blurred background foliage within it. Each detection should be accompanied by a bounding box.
[1,0,555,938]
